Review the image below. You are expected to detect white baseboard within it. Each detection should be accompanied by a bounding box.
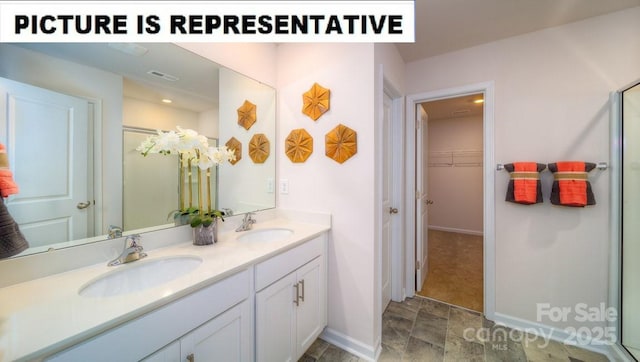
[320,327,379,361]
[492,312,622,361]
[428,225,483,236]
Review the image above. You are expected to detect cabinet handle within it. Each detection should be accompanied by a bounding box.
[186,353,195,362]
[299,279,305,302]
[293,282,300,306]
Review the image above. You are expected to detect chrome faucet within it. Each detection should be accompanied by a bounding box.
[107,225,123,239]
[108,234,147,266]
[236,212,256,232]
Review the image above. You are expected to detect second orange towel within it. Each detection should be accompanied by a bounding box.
[548,161,596,207]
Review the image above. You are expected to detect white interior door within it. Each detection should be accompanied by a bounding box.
[0,77,90,248]
[415,104,429,290]
[381,92,394,310]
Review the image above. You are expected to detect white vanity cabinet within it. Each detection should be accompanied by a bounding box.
[142,300,252,362]
[254,235,327,362]
[33,226,329,362]
[47,270,252,362]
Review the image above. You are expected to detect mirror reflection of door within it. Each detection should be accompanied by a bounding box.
[621,81,640,360]
[0,77,91,248]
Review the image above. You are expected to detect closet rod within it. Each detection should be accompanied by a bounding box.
[496,162,609,171]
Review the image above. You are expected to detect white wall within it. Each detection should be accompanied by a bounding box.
[123,97,200,131]
[177,43,278,87]
[198,108,219,139]
[406,7,640,332]
[277,43,378,355]
[427,115,483,234]
[0,44,123,235]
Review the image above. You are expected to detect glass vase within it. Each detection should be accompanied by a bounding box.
[192,219,218,246]
[174,213,191,227]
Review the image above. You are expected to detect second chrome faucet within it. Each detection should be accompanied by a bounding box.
[108,234,147,266]
[236,212,256,232]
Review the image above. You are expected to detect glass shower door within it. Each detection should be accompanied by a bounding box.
[621,81,640,360]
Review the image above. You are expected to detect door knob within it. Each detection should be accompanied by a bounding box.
[77,201,91,209]
[389,207,399,214]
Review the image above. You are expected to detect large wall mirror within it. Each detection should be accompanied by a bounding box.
[0,43,276,258]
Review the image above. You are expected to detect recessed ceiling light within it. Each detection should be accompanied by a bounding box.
[162,99,172,104]
[473,99,484,104]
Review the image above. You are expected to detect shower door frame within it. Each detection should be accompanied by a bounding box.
[610,80,640,362]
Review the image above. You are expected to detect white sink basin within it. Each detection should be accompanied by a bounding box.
[79,255,202,298]
[236,228,294,243]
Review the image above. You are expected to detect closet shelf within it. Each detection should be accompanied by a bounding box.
[428,150,483,167]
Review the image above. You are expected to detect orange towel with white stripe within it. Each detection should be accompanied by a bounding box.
[0,144,19,198]
[548,161,596,207]
[504,162,546,204]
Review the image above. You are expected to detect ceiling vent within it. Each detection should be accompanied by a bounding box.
[147,70,179,82]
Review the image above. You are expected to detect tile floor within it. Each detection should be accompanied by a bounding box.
[417,230,483,312]
[300,297,610,362]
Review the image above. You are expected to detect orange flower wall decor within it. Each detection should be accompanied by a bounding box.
[285,129,313,163]
[237,100,257,130]
[325,124,357,164]
[225,137,242,165]
[249,133,270,163]
[302,83,330,121]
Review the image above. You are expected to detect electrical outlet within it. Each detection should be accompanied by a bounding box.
[267,178,274,193]
[280,179,289,194]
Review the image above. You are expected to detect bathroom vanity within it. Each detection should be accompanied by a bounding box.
[0,214,329,361]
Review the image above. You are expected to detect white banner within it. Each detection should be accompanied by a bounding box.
[0,1,415,42]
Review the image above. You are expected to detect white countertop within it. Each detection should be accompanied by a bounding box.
[0,218,329,361]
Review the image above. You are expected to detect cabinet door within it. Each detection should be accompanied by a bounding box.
[255,272,297,362]
[141,340,180,362]
[181,300,252,362]
[295,256,324,359]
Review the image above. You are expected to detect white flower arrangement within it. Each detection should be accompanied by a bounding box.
[137,126,236,227]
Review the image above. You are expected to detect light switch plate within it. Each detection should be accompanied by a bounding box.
[267,178,274,193]
[280,179,289,194]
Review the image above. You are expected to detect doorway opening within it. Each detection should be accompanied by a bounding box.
[404,81,495,319]
[416,94,484,312]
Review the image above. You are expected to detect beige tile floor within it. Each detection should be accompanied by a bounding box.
[300,230,609,361]
[300,297,610,361]
[417,230,483,312]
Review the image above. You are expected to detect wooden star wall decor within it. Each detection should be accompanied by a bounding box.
[249,133,270,163]
[237,100,257,130]
[325,124,357,164]
[302,83,330,121]
[285,129,313,163]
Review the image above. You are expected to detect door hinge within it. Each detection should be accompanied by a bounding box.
[416,260,420,270]
[415,190,421,200]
